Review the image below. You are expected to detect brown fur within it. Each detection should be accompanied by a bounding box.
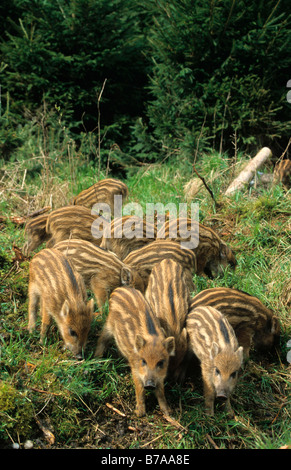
[273,160,291,189]
[54,238,145,311]
[156,217,237,277]
[186,306,243,416]
[45,205,105,247]
[23,214,51,255]
[124,239,197,292]
[28,248,94,357]
[95,287,175,417]
[72,178,128,210]
[100,215,157,260]
[189,287,281,357]
[145,259,190,380]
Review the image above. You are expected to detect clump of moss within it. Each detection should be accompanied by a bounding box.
[0,382,18,412]
[0,381,34,440]
[251,196,277,218]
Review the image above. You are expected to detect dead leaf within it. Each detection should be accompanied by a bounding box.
[35,417,55,445]
[12,244,30,263]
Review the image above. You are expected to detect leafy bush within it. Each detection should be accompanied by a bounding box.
[0,0,290,164]
[142,0,291,158]
[0,0,149,148]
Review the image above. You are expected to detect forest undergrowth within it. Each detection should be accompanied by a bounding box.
[0,148,290,450]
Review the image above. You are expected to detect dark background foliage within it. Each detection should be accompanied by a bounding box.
[0,0,290,164]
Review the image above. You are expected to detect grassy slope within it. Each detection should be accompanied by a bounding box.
[0,152,290,449]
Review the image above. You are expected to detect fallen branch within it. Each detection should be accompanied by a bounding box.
[225,147,272,195]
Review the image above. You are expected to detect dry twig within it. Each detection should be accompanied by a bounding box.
[192,165,217,207]
[106,402,126,417]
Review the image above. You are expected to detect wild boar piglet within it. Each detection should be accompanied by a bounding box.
[95,287,175,417]
[190,287,281,357]
[100,216,156,260]
[145,258,190,380]
[157,217,237,277]
[54,238,145,311]
[28,248,94,357]
[72,178,128,211]
[273,159,291,189]
[124,239,197,292]
[186,305,243,416]
[23,214,50,255]
[45,205,105,247]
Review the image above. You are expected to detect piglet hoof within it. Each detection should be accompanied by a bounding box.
[135,406,146,418]
[94,344,104,357]
[161,407,172,417]
[28,321,36,334]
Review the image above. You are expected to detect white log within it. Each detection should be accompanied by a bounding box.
[225,147,272,195]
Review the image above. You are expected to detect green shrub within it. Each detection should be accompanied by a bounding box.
[142,0,291,157]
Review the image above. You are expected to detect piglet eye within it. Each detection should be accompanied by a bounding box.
[230,371,238,379]
[215,367,220,375]
[141,359,147,366]
[157,360,165,369]
[69,328,78,338]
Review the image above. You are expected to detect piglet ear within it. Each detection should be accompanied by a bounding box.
[60,299,70,318]
[160,327,167,337]
[210,342,219,360]
[181,327,187,342]
[121,266,132,285]
[135,334,146,352]
[164,336,175,356]
[220,243,227,259]
[271,316,279,334]
[87,298,95,315]
[236,346,244,364]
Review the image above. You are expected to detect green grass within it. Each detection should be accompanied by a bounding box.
[0,150,290,449]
